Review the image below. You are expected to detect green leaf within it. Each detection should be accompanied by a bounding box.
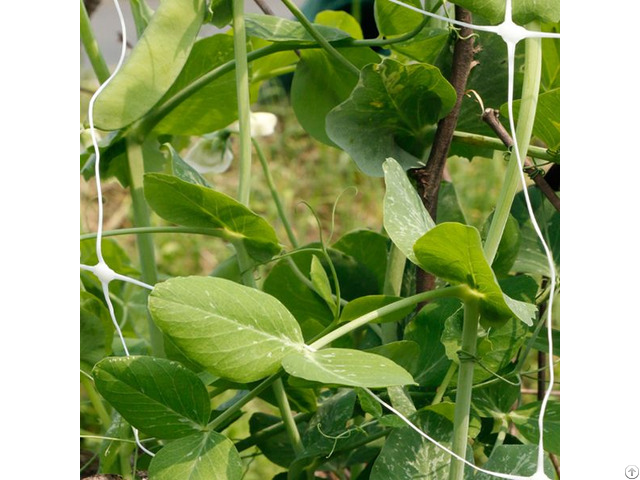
[291,46,380,146]
[80,291,114,366]
[374,0,450,64]
[93,0,206,130]
[153,34,239,136]
[472,381,521,419]
[437,181,467,225]
[245,13,352,43]
[482,213,522,277]
[148,276,305,383]
[338,295,415,325]
[365,341,421,376]
[315,10,364,39]
[471,445,555,480]
[356,387,383,418]
[371,411,462,480]
[509,400,560,455]
[263,252,334,340]
[502,88,560,150]
[448,0,560,25]
[160,143,211,187]
[414,222,536,327]
[332,229,390,292]
[310,255,337,313]
[144,173,281,261]
[282,348,416,388]
[208,0,233,28]
[148,430,243,480]
[92,356,210,439]
[326,59,457,176]
[404,299,462,387]
[302,389,356,454]
[249,412,304,467]
[531,327,560,357]
[383,157,436,265]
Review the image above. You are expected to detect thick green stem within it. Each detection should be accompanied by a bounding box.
[126,138,164,357]
[310,285,469,350]
[483,24,542,263]
[451,130,557,163]
[281,0,359,76]
[232,0,253,206]
[253,138,299,248]
[80,0,110,83]
[81,225,236,241]
[448,299,480,480]
[208,373,281,431]
[272,378,305,456]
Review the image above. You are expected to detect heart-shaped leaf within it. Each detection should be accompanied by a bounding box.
[92,356,210,439]
[326,59,456,176]
[149,276,305,383]
[281,348,416,388]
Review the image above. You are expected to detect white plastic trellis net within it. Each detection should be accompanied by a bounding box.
[81,0,560,477]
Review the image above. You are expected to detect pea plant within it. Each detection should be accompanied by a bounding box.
[80,0,560,479]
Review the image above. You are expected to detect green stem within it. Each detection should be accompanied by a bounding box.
[232,0,253,206]
[431,362,457,405]
[448,298,480,480]
[253,138,299,248]
[80,0,110,83]
[310,285,470,350]
[272,378,305,456]
[80,225,235,241]
[451,130,557,163]
[483,24,542,263]
[80,371,112,429]
[235,412,313,452]
[208,373,281,431]
[235,241,257,288]
[126,138,164,357]
[280,0,360,76]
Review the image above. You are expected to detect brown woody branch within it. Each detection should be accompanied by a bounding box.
[410,6,479,299]
[482,108,560,212]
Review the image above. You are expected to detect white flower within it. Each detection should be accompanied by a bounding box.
[226,112,278,137]
[184,131,234,174]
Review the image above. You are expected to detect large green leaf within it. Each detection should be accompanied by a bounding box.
[148,430,243,480]
[414,222,536,327]
[153,34,239,136]
[383,157,436,265]
[245,13,352,43]
[281,348,416,388]
[448,0,560,25]
[509,400,560,455]
[371,410,463,480]
[148,276,305,383]
[92,356,210,439]
[93,0,206,130]
[144,173,281,261]
[326,59,457,176]
[471,445,555,480]
[374,0,450,64]
[472,381,521,419]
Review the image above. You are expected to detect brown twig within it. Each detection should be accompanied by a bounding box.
[253,0,274,15]
[410,6,478,301]
[550,453,560,478]
[482,108,560,212]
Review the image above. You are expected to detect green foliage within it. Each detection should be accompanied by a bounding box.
[80,2,560,478]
